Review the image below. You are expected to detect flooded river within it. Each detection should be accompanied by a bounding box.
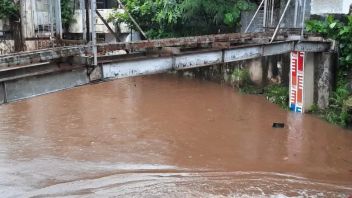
[0,74,351,197]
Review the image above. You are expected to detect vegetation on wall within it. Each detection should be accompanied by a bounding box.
[263,84,289,110]
[306,15,352,127]
[109,0,255,38]
[231,67,289,108]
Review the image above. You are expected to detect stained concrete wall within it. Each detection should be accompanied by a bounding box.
[0,83,5,104]
[0,41,14,55]
[248,58,264,85]
[4,69,89,102]
[315,52,335,109]
[303,53,315,111]
[176,56,274,88]
[311,0,351,14]
[69,9,129,34]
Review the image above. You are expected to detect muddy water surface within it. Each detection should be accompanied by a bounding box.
[0,74,352,197]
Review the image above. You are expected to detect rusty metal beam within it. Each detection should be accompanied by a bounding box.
[0,33,331,68]
[96,32,268,52]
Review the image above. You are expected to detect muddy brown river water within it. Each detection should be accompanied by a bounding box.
[0,74,352,197]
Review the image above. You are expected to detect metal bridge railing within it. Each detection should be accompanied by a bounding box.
[245,0,309,42]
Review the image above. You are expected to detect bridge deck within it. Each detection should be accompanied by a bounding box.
[0,32,328,68]
[0,32,332,104]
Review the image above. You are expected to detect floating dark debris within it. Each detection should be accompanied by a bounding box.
[272,123,285,128]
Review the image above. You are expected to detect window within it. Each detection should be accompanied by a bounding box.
[96,0,106,9]
[97,0,117,9]
[74,0,117,9]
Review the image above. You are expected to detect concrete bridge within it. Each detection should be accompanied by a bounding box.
[0,32,335,112]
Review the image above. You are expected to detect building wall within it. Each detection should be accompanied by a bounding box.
[69,9,130,34]
[311,0,352,14]
[0,40,14,55]
[0,19,4,31]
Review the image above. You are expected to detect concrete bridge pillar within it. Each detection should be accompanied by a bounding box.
[0,83,5,104]
[20,0,36,50]
[315,52,335,109]
[303,52,315,112]
[290,51,335,113]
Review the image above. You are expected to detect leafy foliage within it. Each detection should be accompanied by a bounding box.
[306,15,352,127]
[180,0,255,35]
[61,0,76,31]
[323,87,351,127]
[264,84,289,110]
[109,0,255,38]
[232,67,250,84]
[231,67,263,94]
[0,0,19,19]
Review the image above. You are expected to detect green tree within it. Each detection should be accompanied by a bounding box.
[61,0,76,31]
[109,0,255,38]
[0,0,19,19]
[180,0,254,35]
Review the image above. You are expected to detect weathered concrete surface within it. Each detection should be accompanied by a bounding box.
[248,58,263,85]
[0,82,5,104]
[311,0,351,14]
[103,57,173,79]
[315,52,335,109]
[89,66,103,81]
[176,56,277,88]
[5,69,89,102]
[98,41,331,82]
[303,53,315,112]
[0,37,331,71]
[175,51,222,69]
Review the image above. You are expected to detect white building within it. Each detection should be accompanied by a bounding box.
[311,0,352,14]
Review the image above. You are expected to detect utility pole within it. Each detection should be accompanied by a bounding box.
[90,0,97,66]
[54,0,63,39]
[85,0,90,42]
[80,0,87,42]
[18,0,27,51]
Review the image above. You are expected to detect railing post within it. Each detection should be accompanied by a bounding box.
[90,0,98,66]
[80,0,87,42]
[301,0,307,39]
[293,0,299,27]
[263,0,268,28]
[270,0,292,43]
[270,0,275,26]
